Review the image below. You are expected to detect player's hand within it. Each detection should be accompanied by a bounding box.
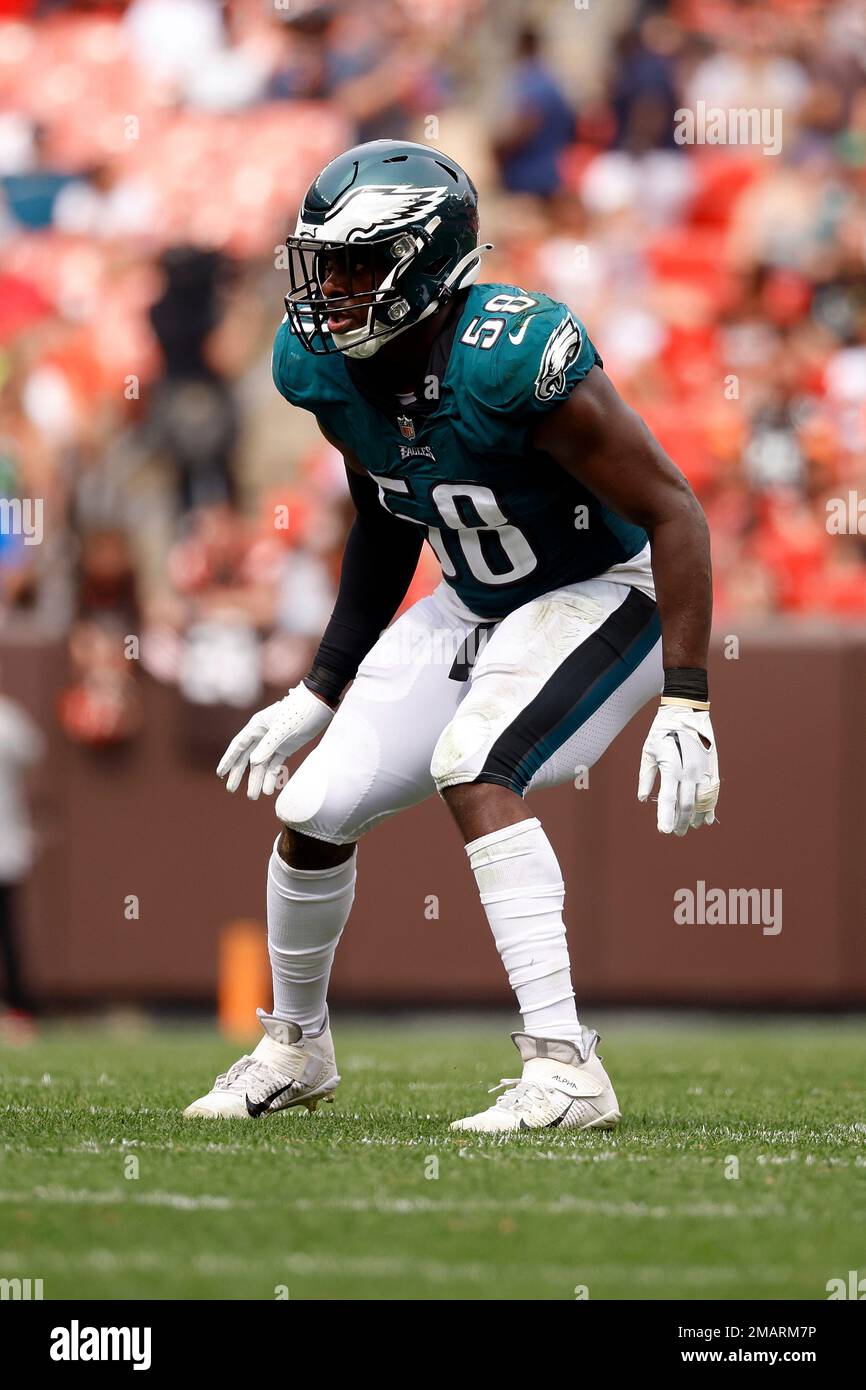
[637,704,719,836]
[216,682,334,800]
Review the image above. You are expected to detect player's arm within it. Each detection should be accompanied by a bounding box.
[302,439,423,708]
[531,365,711,669]
[531,366,719,836]
[217,427,421,800]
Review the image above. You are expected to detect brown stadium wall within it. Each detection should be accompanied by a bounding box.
[4,625,866,1009]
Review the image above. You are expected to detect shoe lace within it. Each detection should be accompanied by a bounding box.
[487,1077,552,1112]
[213,1056,254,1092]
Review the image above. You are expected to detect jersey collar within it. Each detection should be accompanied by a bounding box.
[343,290,469,431]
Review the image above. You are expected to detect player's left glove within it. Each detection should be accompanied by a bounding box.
[638,701,719,836]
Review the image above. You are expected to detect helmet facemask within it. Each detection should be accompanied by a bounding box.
[285,218,490,359]
[284,228,422,358]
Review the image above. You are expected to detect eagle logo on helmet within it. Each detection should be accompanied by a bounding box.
[534,314,582,402]
[314,184,449,242]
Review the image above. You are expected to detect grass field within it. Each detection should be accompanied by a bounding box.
[1,1015,864,1301]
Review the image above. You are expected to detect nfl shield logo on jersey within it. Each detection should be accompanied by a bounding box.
[397,414,416,440]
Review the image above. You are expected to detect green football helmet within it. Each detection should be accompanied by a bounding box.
[284,139,491,358]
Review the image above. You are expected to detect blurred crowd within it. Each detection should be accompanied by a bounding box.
[0,0,864,746]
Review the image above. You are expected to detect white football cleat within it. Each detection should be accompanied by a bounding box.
[183,1010,339,1119]
[450,1030,620,1134]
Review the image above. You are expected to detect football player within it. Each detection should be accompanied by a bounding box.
[185,141,718,1132]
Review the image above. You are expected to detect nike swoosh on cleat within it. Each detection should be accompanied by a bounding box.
[518,1099,577,1131]
[245,1081,300,1118]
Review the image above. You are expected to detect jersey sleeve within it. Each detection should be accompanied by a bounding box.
[271,314,349,426]
[272,314,317,408]
[461,298,602,455]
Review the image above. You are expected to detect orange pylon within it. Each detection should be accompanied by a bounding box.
[218,920,270,1041]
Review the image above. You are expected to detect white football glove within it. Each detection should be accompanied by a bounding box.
[216,682,334,800]
[638,703,719,836]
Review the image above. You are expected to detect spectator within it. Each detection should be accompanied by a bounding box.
[492,26,575,200]
[610,16,680,153]
[144,249,239,513]
[52,162,157,242]
[0,123,79,230]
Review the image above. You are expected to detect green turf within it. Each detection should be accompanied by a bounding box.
[1,1016,864,1300]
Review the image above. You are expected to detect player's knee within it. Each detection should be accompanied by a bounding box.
[275,752,329,829]
[275,755,356,845]
[430,720,462,793]
[430,707,490,793]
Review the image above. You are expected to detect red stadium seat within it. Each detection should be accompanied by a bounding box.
[687,153,763,229]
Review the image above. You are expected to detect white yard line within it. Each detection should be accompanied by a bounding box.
[0,1246,793,1287]
[0,1185,796,1221]
[3,1136,864,1163]
[0,1187,254,1211]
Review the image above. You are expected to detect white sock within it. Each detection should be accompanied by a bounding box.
[266,838,356,1036]
[466,817,581,1043]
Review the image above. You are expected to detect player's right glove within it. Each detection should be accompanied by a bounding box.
[217,681,334,801]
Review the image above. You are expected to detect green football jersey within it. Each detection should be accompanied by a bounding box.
[272,282,648,620]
